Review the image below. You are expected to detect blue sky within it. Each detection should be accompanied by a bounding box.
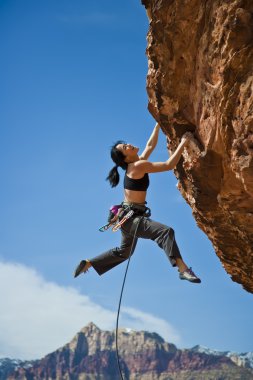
[0,0,252,360]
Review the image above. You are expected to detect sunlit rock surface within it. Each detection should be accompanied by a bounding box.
[142,0,253,293]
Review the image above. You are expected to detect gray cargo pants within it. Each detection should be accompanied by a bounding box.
[90,216,182,276]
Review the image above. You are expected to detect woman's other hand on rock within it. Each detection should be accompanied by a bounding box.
[181,132,193,146]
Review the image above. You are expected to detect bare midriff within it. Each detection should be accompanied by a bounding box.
[124,189,147,204]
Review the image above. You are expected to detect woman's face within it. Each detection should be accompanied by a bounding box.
[116,143,139,160]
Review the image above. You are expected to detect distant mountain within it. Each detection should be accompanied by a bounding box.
[3,323,253,379]
[0,358,34,379]
[192,345,253,370]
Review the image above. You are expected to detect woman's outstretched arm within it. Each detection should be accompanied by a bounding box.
[135,132,191,174]
[139,123,160,160]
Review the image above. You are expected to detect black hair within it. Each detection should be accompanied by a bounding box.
[106,140,128,187]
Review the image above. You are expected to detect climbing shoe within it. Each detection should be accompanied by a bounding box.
[74,260,90,278]
[179,267,201,283]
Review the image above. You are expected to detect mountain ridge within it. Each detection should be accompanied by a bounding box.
[2,323,253,380]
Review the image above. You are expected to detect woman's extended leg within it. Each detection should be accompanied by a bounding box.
[74,227,138,277]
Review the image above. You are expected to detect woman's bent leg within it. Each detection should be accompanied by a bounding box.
[137,218,183,267]
[137,218,201,282]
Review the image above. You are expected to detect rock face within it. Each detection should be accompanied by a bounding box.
[141,0,253,292]
[7,323,253,380]
[0,359,34,380]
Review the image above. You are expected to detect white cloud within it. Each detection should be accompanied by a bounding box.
[121,307,181,344]
[0,261,181,360]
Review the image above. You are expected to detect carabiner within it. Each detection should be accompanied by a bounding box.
[112,210,134,232]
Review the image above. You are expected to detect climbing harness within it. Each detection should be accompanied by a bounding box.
[99,202,151,233]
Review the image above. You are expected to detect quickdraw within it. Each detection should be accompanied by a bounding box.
[99,210,134,232]
[112,210,134,232]
[99,205,135,233]
[99,204,121,232]
[99,222,115,232]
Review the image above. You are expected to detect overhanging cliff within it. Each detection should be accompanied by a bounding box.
[142,0,253,293]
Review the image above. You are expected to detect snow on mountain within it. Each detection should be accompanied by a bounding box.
[192,345,253,369]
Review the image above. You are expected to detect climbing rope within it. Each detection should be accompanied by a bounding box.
[115,216,143,380]
[115,215,175,379]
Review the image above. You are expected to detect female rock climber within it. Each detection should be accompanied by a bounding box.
[74,123,201,283]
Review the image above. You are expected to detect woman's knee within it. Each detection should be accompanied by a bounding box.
[113,246,132,259]
[168,227,174,239]
[154,226,175,248]
[161,226,174,239]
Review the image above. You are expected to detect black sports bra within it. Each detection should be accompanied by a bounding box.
[124,173,149,191]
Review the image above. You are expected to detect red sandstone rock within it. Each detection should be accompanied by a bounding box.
[7,323,252,380]
[142,0,253,293]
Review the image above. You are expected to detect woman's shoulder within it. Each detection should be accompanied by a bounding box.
[128,160,148,175]
[134,159,148,166]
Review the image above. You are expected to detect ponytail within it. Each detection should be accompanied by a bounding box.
[106,165,120,187]
[106,140,128,187]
